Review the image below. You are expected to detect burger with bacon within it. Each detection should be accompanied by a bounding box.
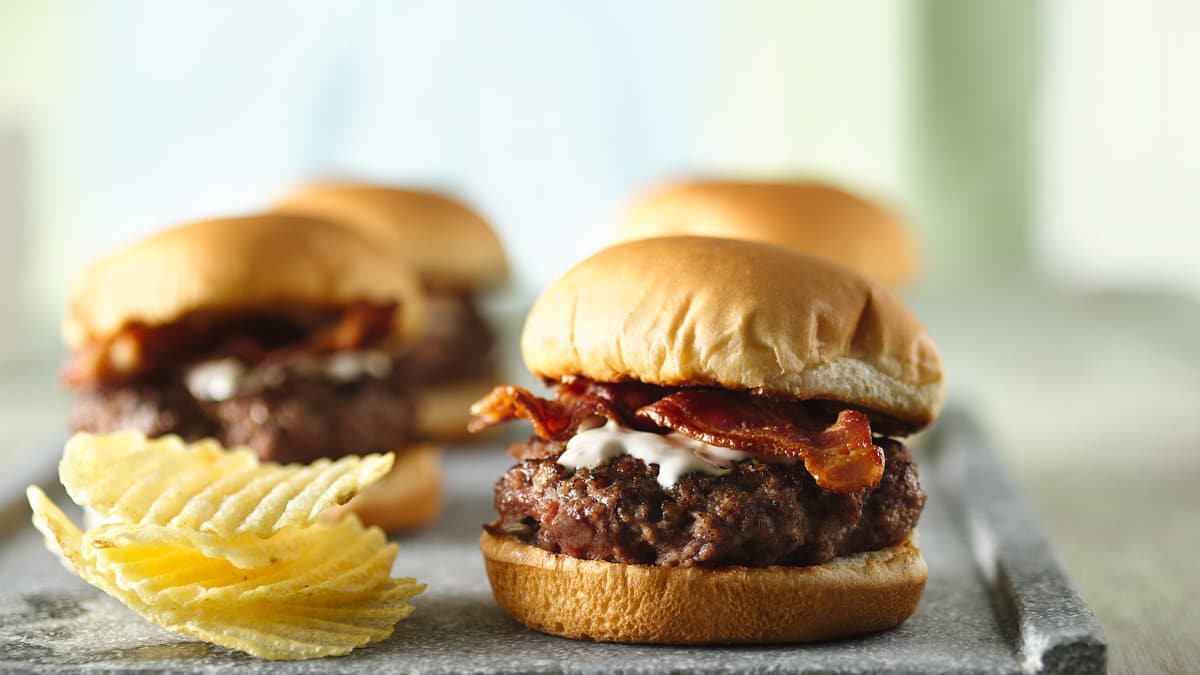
[274,182,509,441]
[470,236,944,643]
[63,214,442,532]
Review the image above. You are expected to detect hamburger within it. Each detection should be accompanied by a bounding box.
[274,183,509,440]
[470,236,944,643]
[614,180,918,287]
[63,214,442,532]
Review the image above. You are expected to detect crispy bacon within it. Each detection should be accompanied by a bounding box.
[300,302,396,354]
[468,385,580,440]
[63,302,398,389]
[468,378,663,439]
[637,391,883,493]
[469,380,886,493]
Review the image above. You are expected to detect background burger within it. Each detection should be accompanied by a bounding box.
[614,180,919,287]
[274,182,510,441]
[470,236,944,643]
[63,214,441,532]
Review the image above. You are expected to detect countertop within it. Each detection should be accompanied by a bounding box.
[1,283,1197,673]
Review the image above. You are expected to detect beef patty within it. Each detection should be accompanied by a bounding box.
[69,362,415,464]
[401,290,494,384]
[489,438,924,568]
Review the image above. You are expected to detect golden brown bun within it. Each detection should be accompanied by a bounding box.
[63,214,426,350]
[334,444,443,533]
[274,182,509,290]
[521,236,944,431]
[615,180,918,287]
[480,530,927,643]
[416,375,501,442]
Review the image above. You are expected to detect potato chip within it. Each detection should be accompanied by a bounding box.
[61,432,393,537]
[28,485,424,660]
[88,521,320,570]
[88,519,404,605]
[30,431,425,660]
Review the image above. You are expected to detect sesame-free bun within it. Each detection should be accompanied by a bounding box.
[63,214,426,350]
[334,444,443,533]
[521,236,944,432]
[480,530,927,644]
[274,182,509,291]
[615,180,918,287]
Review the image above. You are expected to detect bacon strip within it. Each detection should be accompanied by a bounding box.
[468,378,664,439]
[468,385,581,440]
[63,302,398,389]
[469,381,885,493]
[636,391,883,493]
[299,302,396,354]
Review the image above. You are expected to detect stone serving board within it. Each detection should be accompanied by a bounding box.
[0,409,1105,674]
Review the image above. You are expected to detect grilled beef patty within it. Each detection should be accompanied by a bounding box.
[489,438,924,568]
[69,362,415,464]
[401,290,495,384]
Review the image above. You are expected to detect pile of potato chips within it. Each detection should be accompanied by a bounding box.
[27,432,425,660]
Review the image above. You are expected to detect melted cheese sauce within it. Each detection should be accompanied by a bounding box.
[558,419,752,488]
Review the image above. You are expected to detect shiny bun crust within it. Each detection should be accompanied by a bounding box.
[274,183,509,290]
[63,214,426,350]
[521,236,944,431]
[334,444,443,533]
[480,530,927,643]
[615,180,918,287]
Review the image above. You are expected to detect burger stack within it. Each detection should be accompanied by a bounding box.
[471,236,943,643]
[62,184,510,533]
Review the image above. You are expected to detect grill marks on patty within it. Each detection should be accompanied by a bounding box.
[490,438,924,568]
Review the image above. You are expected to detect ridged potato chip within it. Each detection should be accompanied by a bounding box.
[61,432,393,537]
[29,432,426,660]
[88,519,403,605]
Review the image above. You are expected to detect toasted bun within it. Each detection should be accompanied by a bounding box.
[615,181,918,287]
[64,214,426,350]
[335,444,443,533]
[522,236,944,431]
[416,375,501,442]
[480,530,926,643]
[274,183,509,290]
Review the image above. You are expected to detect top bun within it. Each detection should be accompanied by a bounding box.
[274,182,509,290]
[64,214,426,350]
[615,180,918,287]
[521,236,944,432]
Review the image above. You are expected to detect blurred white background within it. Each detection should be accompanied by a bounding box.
[2,0,1197,365]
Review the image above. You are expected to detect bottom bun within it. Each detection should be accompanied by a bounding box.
[335,444,443,533]
[480,530,926,644]
[416,376,499,441]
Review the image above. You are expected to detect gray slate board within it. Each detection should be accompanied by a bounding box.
[0,409,1105,673]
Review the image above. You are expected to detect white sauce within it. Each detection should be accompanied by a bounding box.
[324,350,393,382]
[558,419,752,488]
[185,358,244,401]
[184,350,394,401]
